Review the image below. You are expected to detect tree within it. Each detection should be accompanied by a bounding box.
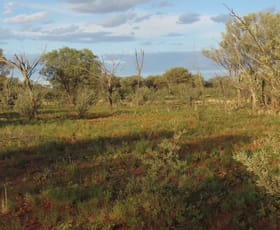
[1,77,21,108]
[40,47,101,105]
[203,11,280,113]
[144,75,159,90]
[135,49,144,106]
[163,67,192,94]
[119,75,140,102]
[0,49,10,108]
[0,53,41,118]
[99,58,122,110]
[0,49,9,78]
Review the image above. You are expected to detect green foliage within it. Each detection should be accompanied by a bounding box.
[40,47,101,105]
[0,49,10,77]
[234,137,280,196]
[204,11,280,111]
[14,88,42,119]
[74,89,97,118]
[132,86,155,105]
[163,66,192,84]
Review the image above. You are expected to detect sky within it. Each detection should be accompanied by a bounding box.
[0,0,279,78]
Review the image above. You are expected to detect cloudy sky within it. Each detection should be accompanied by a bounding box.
[0,0,279,77]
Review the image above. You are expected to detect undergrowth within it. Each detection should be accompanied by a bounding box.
[0,104,279,229]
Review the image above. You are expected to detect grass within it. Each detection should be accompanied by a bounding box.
[0,104,279,229]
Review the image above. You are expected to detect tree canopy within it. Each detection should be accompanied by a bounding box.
[40,47,101,105]
[203,11,280,112]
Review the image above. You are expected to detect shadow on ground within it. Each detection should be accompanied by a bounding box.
[0,110,113,127]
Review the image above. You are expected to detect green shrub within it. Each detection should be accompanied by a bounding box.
[134,87,155,105]
[234,137,280,196]
[74,90,97,118]
[14,89,42,119]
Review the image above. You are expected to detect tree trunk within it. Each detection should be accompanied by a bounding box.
[261,79,267,107]
[25,75,37,119]
[250,88,257,114]
[108,94,113,111]
[108,85,113,111]
[270,93,278,111]
[236,88,241,108]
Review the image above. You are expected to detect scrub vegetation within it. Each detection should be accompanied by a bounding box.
[0,10,279,230]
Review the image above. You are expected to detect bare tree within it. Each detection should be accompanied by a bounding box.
[135,49,144,106]
[100,57,121,111]
[0,54,41,118]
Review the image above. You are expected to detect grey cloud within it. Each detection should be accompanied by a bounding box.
[66,0,150,13]
[20,24,42,32]
[39,31,135,43]
[98,13,136,27]
[98,12,152,28]
[0,27,17,40]
[0,25,134,44]
[169,42,184,46]
[47,25,82,34]
[3,11,48,24]
[133,14,152,23]
[156,0,173,8]
[164,32,184,37]
[211,14,231,23]
[177,13,200,24]
[141,41,153,46]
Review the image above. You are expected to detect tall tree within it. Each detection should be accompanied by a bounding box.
[0,49,10,108]
[0,49,9,78]
[203,11,280,112]
[163,66,192,94]
[40,47,101,105]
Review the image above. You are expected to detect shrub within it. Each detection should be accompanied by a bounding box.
[74,90,97,118]
[234,137,280,196]
[134,87,155,105]
[14,89,42,119]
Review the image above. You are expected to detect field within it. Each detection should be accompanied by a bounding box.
[0,104,279,229]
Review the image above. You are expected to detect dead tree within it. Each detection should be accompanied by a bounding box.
[135,49,144,106]
[100,58,120,111]
[0,54,41,118]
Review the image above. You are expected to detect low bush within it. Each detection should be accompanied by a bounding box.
[234,137,280,196]
[14,89,42,119]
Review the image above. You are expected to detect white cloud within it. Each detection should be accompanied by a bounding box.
[4,1,14,14]
[4,11,48,23]
[66,0,150,13]
[37,27,135,43]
